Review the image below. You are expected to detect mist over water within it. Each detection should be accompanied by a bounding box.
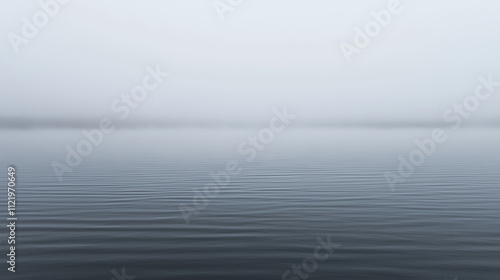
[1,118,500,129]
[2,0,500,279]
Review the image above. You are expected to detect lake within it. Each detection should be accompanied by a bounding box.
[1,128,499,279]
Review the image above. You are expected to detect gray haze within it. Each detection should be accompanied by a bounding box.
[1,0,500,127]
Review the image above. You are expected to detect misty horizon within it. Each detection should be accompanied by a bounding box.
[1,116,499,129]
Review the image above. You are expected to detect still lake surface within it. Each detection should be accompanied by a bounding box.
[0,128,499,279]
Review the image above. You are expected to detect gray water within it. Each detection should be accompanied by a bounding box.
[1,128,499,279]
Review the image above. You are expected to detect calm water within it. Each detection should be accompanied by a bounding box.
[1,129,499,279]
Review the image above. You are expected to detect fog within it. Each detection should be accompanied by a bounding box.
[2,0,500,127]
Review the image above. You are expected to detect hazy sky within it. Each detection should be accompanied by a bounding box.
[1,0,499,125]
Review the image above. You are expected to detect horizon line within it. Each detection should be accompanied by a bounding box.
[0,118,499,130]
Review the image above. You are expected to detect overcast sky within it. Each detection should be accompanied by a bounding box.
[1,0,499,126]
